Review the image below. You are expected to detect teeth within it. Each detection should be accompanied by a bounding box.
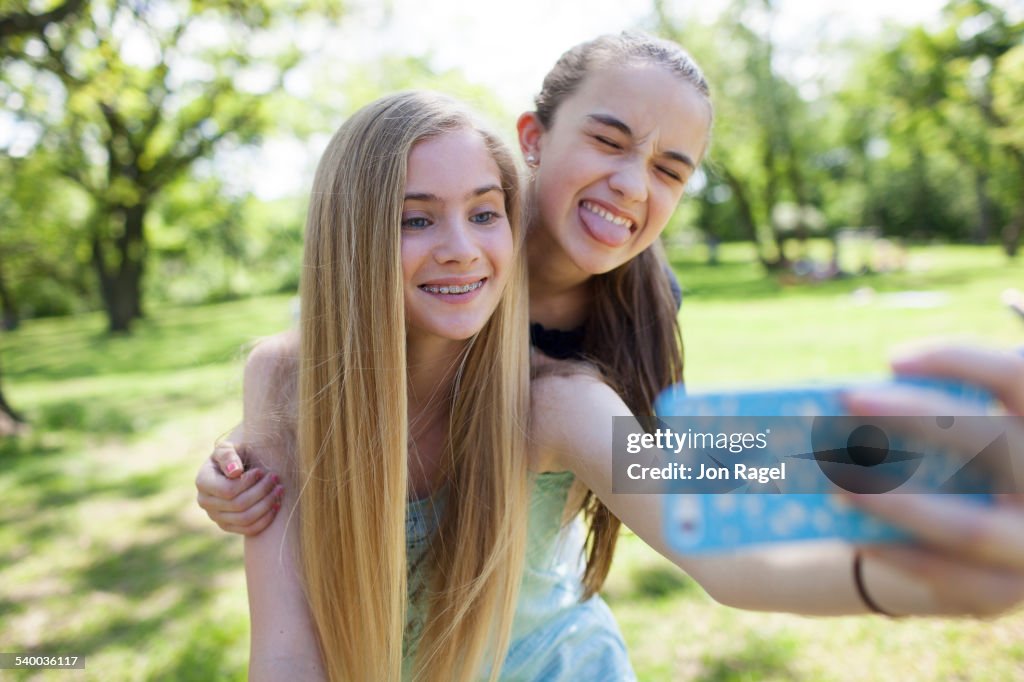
[421,280,484,295]
[582,200,632,228]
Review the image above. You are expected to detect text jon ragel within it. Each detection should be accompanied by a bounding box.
[625,461,786,484]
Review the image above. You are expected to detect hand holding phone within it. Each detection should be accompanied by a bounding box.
[655,378,999,554]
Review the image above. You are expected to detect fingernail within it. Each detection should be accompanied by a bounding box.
[225,462,240,476]
[251,468,264,480]
[273,485,284,498]
[271,474,280,485]
[272,501,281,511]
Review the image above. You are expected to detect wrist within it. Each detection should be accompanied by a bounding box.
[851,548,917,614]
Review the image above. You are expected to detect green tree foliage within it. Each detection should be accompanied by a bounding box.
[0,0,87,42]
[2,0,340,332]
[0,0,94,431]
[652,0,1022,265]
[868,0,1024,255]
[656,0,832,269]
[0,151,93,324]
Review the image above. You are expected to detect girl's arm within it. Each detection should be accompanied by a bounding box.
[530,366,1023,618]
[240,338,326,680]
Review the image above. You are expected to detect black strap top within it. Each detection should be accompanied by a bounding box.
[530,265,683,360]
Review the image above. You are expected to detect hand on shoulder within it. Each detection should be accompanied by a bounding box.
[242,329,300,477]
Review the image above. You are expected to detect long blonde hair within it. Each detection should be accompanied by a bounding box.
[297,91,530,681]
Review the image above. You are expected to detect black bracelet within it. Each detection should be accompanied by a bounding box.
[853,550,895,617]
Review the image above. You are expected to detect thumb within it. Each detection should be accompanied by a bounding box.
[212,441,245,479]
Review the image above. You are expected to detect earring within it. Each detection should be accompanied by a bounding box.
[526,154,537,166]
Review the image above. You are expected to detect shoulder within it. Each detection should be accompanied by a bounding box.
[530,355,618,415]
[243,329,299,471]
[529,360,627,472]
[531,370,625,430]
[245,329,299,385]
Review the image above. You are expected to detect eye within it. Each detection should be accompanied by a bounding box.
[470,210,501,225]
[593,135,624,150]
[657,166,683,183]
[401,215,431,229]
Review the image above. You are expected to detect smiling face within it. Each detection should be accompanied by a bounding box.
[402,128,515,345]
[523,63,711,276]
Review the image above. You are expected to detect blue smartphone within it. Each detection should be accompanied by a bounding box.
[655,378,995,554]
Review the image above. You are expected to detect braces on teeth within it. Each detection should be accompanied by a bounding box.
[421,280,484,295]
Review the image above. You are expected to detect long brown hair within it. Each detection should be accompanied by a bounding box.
[297,91,530,681]
[533,31,710,599]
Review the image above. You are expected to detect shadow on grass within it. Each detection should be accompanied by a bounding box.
[696,634,802,682]
[78,529,238,597]
[0,526,54,570]
[41,583,242,680]
[10,464,185,514]
[3,478,247,678]
[0,435,64,463]
[30,387,232,437]
[0,445,182,562]
[0,596,26,619]
[41,519,243,657]
[155,612,246,681]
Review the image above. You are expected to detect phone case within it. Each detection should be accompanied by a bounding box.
[656,378,994,554]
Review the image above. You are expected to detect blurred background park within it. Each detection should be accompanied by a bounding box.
[1,0,1023,679]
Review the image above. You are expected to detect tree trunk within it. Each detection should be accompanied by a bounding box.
[0,356,24,436]
[720,166,785,270]
[974,169,994,245]
[761,138,789,268]
[0,256,19,331]
[1002,157,1024,258]
[1003,202,1022,259]
[93,202,147,333]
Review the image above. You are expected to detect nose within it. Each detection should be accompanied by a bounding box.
[433,217,481,265]
[608,156,648,204]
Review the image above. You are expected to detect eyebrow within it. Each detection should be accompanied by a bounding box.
[586,113,696,170]
[404,184,504,202]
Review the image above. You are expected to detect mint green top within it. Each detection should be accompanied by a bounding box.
[402,472,635,681]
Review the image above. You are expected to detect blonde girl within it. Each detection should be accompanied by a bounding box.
[244,91,531,681]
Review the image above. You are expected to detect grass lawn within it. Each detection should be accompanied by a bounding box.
[1,242,1021,680]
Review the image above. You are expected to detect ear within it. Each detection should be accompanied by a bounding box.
[516,111,545,163]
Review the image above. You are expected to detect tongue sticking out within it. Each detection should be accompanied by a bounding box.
[579,204,631,247]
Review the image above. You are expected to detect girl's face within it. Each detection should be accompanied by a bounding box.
[402,128,514,344]
[520,63,710,276]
